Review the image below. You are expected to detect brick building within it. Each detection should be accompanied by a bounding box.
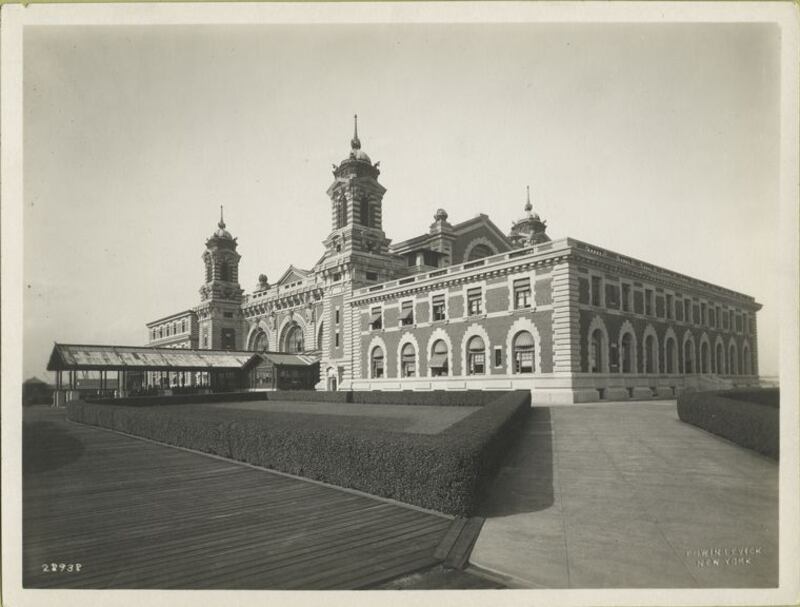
[147,117,761,402]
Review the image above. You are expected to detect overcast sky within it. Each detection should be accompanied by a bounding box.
[23,22,781,379]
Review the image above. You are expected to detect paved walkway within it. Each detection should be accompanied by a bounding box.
[470,401,778,588]
[23,407,457,589]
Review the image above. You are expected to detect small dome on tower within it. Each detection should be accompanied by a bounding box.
[210,206,234,240]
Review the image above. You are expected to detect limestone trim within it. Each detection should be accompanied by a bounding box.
[396,332,421,379]
[505,316,542,376]
[366,335,389,380]
[586,315,610,374]
[426,327,453,377]
[460,323,491,378]
[617,319,638,374]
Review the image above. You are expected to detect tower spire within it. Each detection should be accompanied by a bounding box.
[524,185,532,213]
[351,114,361,150]
[219,205,225,229]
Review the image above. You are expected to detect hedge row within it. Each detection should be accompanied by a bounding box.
[89,391,270,407]
[677,389,779,460]
[91,389,495,408]
[67,390,530,515]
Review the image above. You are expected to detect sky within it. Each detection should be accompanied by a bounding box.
[22,22,781,380]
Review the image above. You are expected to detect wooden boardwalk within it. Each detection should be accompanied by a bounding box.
[22,407,454,589]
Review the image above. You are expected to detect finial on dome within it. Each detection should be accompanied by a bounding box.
[434,208,449,222]
[524,186,532,213]
[219,205,226,229]
[351,114,361,150]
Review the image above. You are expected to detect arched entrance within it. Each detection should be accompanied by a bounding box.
[281,322,305,353]
[326,367,338,391]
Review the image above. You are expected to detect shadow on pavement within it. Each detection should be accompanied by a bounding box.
[475,407,554,517]
[23,421,85,475]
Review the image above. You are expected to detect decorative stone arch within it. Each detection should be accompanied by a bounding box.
[586,315,610,373]
[618,320,638,374]
[728,338,739,375]
[663,327,679,374]
[682,330,697,374]
[366,334,389,380]
[505,317,542,375]
[397,332,421,378]
[698,333,712,374]
[426,327,454,377]
[741,339,753,375]
[245,319,272,351]
[714,335,726,374]
[463,237,499,262]
[642,324,660,374]
[460,323,491,377]
[277,312,308,353]
[317,321,325,351]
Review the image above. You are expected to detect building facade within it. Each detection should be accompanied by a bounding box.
[146,118,761,402]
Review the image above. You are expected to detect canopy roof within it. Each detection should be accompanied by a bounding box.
[47,343,258,372]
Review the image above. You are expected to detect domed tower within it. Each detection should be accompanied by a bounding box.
[508,186,551,247]
[316,116,405,390]
[196,207,244,350]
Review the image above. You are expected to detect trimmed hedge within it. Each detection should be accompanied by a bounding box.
[677,389,779,460]
[89,391,270,407]
[349,390,494,407]
[67,390,530,515]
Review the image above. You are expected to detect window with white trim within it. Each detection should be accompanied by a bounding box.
[369,306,382,330]
[467,335,486,375]
[430,340,449,377]
[432,294,446,321]
[513,278,531,309]
[401,343,416,377]
[513,331,535,374]
[370,346,384,378]
[400,300,414,326]
[467,287,482,316]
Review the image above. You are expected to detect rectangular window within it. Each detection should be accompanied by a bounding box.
[432,294,446,321]
[359,199,370,227]
[693,304,700,325]
[621,283,631,312]
[221,328,235,351]
[735,313,743,333]
[684,300,691,323]
[365,271,378,282]
[400,300,414,325]
[334,332,340,347]
[723,310,730,330]
[591,276,602,307]
[666,294,674,319]
[715,305,721,328]
[332,272,342,282]
[644,289,653,316]
[467,287,482,316]
[605,284,620,310]
[224,312,233,319]
[701,303,707,326]
[370,306,382,330]
[494,347,503,368]
[513,278,531,309]
[335,308,340,324]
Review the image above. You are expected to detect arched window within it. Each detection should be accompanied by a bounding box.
[620,332,634,373]
[430,340,449,376]
[728,344,738,375]
[743,345,752,375]
[220,261,231,282]
[590,329,605,373]
[684,340,694,374]
[371,346,384,379]
[253,331,268,352]
[284,323,304,353]
[665,337,677,374]
[401,343,416,378]
[644,335,658,374]
[467,244,494,261]
[700,341,710,374]
[715,342,725,374]
[513,331,535,374]
[467,336,486,375]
